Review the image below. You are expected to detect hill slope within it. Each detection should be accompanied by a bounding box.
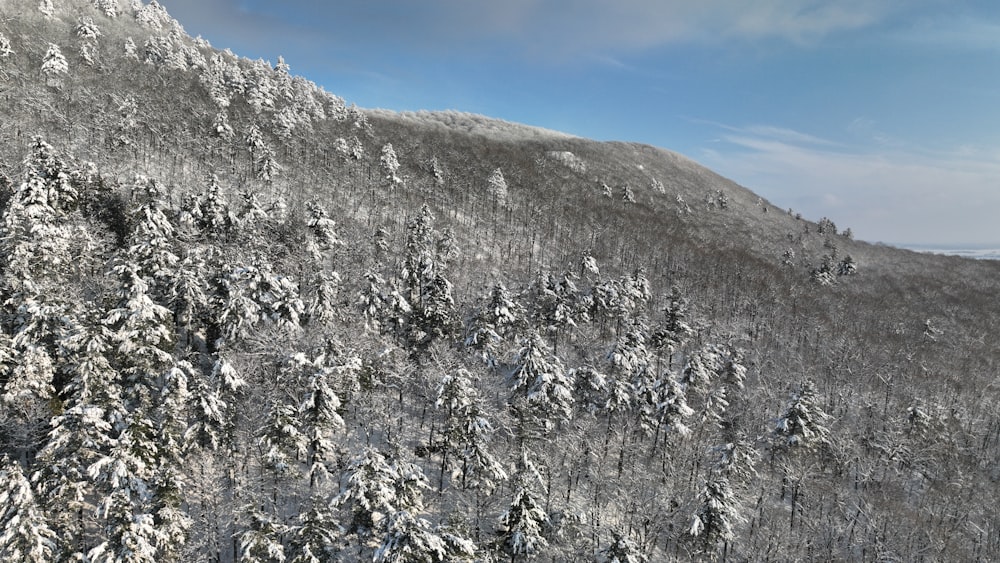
[1,1,999,561]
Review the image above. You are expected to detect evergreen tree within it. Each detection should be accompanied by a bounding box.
[0,33,12,59]
[87,413,162,563]
[35,319,120,554]
[239,507,287,563]
[258,399,307,479]
[287,503,339,563]
[465,283,524,368]
[374,510,475,563]
[379,143,402,187]
[650,285,694,366]
[41,43,68,83]
[333,448,430,547]
[94,0,119,18]
[774,381,832,451]
[496,485,549,561]
[508,332,574,433]
[0,456,57,562]
[597,530,646,563]
[398,205,456,348]
[434,369,507,492]
[689,476,743,553]
[299,366,344,486]
[486,167,508,207]
[38,0,55,18]
[76,17,102,40]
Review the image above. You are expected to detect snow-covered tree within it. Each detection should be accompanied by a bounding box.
[465,283,524,368]
[0,456,57,562]
[258,399,307,479]
[299,366,344,486]
[648,376,694,441]
[508,332,574,433]
[104,261,174,384]
[333,448,430,546]
[597,530,647,563]
[397,205,456,347]
[38,0,54,18]
[76,17,102,40]
[94,0,119,18]
[496,485,549,561]
[433,370,507,492]
[256,147,282,183]
[689,475,743,551]
[305,201,342,253]
[774,381,832,451]
[127,183,179,286]
[123,37,138,59]
[42,43,69,81]
[374,510,475,563]
[486,167,508,207]
[87,413,162,563]
[239,508,287,563]
[288,503,339,563]
[379,143,402,186]
[0,345,55,421]
[650,285,694,364]
[0,33,14,58]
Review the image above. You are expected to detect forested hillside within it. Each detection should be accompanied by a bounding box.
[2,1,999,561]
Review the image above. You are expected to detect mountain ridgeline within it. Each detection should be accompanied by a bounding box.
[1,1,999,561]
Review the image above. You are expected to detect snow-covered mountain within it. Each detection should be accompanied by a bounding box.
[1,1,999,561]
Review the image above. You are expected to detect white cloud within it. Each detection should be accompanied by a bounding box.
[893,16,1000,52]
[163,0,901,62]
[439,0,897,57]
[699,125,1000,245]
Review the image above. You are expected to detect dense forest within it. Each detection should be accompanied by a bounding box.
[2,1,1000,561]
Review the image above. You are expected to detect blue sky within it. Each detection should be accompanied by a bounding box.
[159,0,1000,246]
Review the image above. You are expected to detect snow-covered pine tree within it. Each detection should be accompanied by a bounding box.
[38,0,54,18]
[86,412,163,563]
[287,503,339,563]
[688,475,743,553]
[41,43,68,86]
[486,167,508,207]
[76,17,102,40]
[305,201,342,257]
[333,448,432,556]
[465,282,524,369]
[33,319,120,555]
[0,456,57,562]
[398,205,456,348]
[299,365,344,486]
[433,369,507,492]
[94,0,119,18]
[597,530,647,563]
[238,508,287,563]
[258,398,307,480]
[495,485,549,561]
[126,181,179,289]
[774,381,832,451]
[379,143,402,187]
[0,33,14,59]
[508,331,574,436]
[374,510,475,563]
[650,285,694,367]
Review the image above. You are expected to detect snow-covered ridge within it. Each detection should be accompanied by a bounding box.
[367,109,578,142]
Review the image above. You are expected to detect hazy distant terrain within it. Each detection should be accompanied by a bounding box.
[899,244,1000,260]
[1,2,999,562]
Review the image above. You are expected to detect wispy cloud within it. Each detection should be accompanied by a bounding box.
[699,124,1000,245]
[892,16,1000,52]
[164,0,899,62]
